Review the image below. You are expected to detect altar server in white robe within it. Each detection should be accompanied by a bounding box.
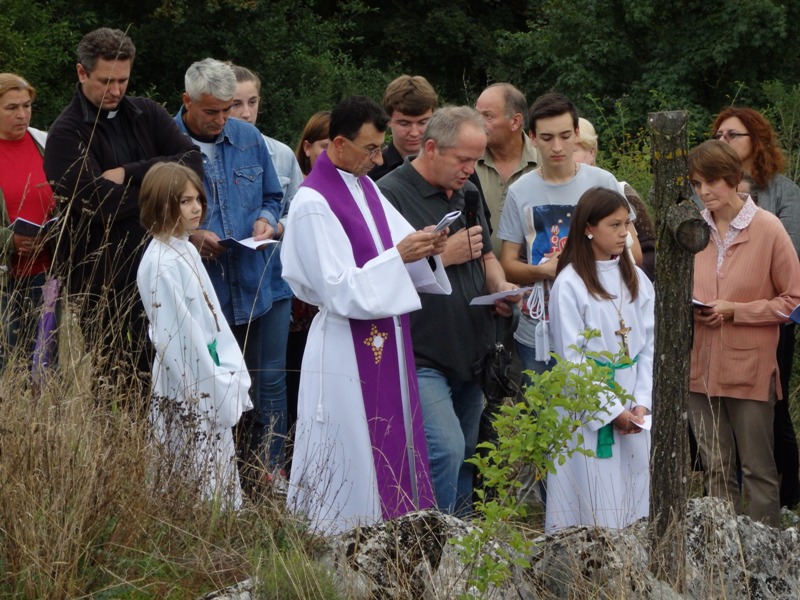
[281,96,451,535]
[546,187,655,532]
[137,162,252,509]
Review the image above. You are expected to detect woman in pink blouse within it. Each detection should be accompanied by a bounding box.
[688,140,800,527]
[0,73,56,368]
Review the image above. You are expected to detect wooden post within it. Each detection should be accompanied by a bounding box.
[648,110,708,590]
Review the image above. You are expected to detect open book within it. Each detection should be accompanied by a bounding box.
[9,216,58,238]
[218,236,279,251]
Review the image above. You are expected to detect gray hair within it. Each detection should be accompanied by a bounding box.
[184,58,236,101]
[486,82,528,129]
[422,106,485,149]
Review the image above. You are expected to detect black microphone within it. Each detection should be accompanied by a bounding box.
[465,189,480,229]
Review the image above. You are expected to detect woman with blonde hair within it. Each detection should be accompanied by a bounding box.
[574,117,656,280]
[0,73,55,369]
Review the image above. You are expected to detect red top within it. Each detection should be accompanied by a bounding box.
[0,132,54,277]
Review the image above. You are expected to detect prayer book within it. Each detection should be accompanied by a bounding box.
[218,236,279,251]
[9,216,58,237]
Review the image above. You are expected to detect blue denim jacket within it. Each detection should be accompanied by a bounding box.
[264,135,303,302]
[175,109,283,325]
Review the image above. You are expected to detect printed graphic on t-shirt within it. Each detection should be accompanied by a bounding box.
[526,204,574,266]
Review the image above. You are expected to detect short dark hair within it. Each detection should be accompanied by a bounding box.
[77,28,136,73]
[688,140,743,189]
[528,92,579,135]
[329,95,389,140]
[140,162,207,237]
[382,75,438,117]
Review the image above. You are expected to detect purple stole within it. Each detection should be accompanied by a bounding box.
[303,152,435,519]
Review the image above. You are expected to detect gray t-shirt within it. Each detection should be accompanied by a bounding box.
[498,164,620,348]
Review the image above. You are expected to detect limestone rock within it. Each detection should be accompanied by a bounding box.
[201,497,800,599]
[320,509,535,599]
[684,496,800,599]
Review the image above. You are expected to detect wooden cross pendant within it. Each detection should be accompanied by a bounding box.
[616,317,632,358]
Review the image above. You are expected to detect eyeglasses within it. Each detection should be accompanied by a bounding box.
[712,131,751,142]
[344,137,386,160]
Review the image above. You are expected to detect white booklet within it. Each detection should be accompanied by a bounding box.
[218,236,279,251]
[469,286,533,306]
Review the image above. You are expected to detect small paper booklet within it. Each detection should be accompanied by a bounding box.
[692,298,712,309]
[434,210,461,233]
[9,216,58,237]
[778,305,800,325]
[469,286,533,306]
[218,236,279,251]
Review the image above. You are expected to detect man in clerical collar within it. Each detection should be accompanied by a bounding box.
[44,27,202,404]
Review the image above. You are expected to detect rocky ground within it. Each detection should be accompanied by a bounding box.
[202,497,800,599]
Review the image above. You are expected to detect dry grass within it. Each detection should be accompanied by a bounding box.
[0,297,337,599]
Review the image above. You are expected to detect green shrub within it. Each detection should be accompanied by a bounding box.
[452,330,634,596]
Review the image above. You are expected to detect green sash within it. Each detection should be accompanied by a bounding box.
[207,340,220,367]
[590,356,638,459]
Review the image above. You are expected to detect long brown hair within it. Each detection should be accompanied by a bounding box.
[295,110,330,176]
[139,162,207,237]
[557,187,639,301]
[711,107,785,188]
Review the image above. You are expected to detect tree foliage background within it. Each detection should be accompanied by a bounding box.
[3,0,800,173]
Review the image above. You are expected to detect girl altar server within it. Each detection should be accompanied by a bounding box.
[546,187,655,532]
[137,162,252,508]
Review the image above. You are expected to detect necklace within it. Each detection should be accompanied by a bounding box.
[538,161,578,183]
[612,269,631,358]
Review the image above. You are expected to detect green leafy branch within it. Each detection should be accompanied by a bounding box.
[451,329,636,597]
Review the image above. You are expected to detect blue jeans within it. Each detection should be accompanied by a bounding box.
[2,272,47,369]
[258,297,291,467]
[417,367,485,515]
[516,339,552,389]
[232,301,291,470]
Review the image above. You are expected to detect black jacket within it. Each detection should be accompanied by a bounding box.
[44,86,202,296]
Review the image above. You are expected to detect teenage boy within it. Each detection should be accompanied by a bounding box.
[498,92,640,376]
[368,74,438,180]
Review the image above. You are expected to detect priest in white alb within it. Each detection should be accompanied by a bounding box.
[280,96,451,535]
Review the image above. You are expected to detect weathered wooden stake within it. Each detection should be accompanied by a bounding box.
[648,111,708,590]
